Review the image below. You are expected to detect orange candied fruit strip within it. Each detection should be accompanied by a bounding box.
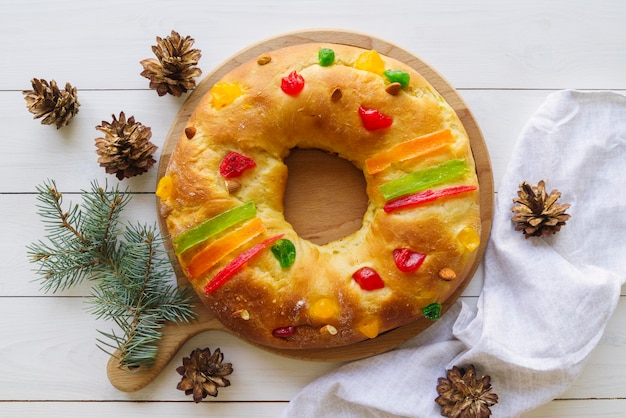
[210,81,245,109]
[184,217,266,280]
[365,129,455,175]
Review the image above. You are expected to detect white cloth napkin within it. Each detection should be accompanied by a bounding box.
[281,90,626,417]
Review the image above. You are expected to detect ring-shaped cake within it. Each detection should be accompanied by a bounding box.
[156,42,482,349]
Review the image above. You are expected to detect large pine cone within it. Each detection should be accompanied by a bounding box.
[23,78,80,129]
[511,180,571,238]
[140,30,202,97]
[95,112,157,180]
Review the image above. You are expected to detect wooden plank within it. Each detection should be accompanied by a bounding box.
[4,295,626,404]
[0,401,289,417]
[0,89,564,193]
[3,398,626,417]
[0,297,340,401]
[0,90,180,194]
[525,399,626,417]
[1,1,625,90]
[2,398,626,417]
[1,193,162,297]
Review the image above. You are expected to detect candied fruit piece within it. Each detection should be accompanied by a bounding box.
[310,297,339,320]
[357,316,380,339]
[271,238,296,269]
[358,105,393,131]
[458,226,480,251]
[383,69,410,89]
[204,234,284,294]
[156,175,173,200]
[379,159,468,201]
[383,185,477,213]
[318,48,335,66]
[185,218,266,279]
[281,70,305,96]
[352,266,385,290]
[272,326,296,338]
[355,49,385,74]
[219,151,256,179]
[210,81,244,109]
[393,248,426,273]
[174,201,257,254]
[422,303,442,320]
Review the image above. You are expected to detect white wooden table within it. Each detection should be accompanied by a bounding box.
[2,0,625,416]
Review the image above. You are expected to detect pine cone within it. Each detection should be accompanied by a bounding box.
[95,112,157,180]
[435,365,498,418]
[140,30,202,97]
[511,180,571,238]
[22,78,80,129]
[176,347,233,403]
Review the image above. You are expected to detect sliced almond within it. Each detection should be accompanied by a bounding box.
[257,55,272,65]
[184,126,196,139]
[438,267,457,281]
[232,309,250,320]
[320,324,338,335]
[331,87,343,101]
[225,179,241,194]
[385,82,403,96]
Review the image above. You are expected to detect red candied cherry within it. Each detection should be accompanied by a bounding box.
[281,70,305,96]
[358,105,393,131]
[219,151,256,178]
[393,248,426,273]
[352,267,385,290]
[272,326,296,338]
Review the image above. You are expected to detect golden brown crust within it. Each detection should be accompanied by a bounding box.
[157,43,481,349]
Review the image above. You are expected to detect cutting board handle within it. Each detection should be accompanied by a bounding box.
[106,308,222,392]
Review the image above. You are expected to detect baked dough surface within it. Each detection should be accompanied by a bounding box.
[157,43,481,349]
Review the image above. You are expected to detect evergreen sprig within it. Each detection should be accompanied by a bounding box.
[27,179,197,368]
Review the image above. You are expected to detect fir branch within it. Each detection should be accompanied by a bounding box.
[27,179,197,368]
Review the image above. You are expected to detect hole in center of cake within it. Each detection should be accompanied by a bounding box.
[283,148,368,245]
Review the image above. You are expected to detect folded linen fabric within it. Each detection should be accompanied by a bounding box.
[281,90,626,417]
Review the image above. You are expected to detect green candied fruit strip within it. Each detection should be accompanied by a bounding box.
[271,238,296,269]
[172,201,256,254]
[318,48,335,67]
[383,69,410,89]
[422,302,442,320]
[379,159,468,201]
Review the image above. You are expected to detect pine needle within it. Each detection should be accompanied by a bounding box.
[26,179,197,368]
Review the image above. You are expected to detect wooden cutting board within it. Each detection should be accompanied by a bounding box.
[107,29,494,392]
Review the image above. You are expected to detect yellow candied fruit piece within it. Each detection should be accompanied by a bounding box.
[210,81,244,109]
[458,226,480,252]
[357,316,380,339]
[156,175,173,200]
[309,297,340,321]
[354,50,385,74]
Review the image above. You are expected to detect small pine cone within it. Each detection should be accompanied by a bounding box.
[176,347,233,403]
[435,364,498,418]
[140,30,202,97]
[511,180,571,238]
[22,78,80,129]
[95,112,157,180]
